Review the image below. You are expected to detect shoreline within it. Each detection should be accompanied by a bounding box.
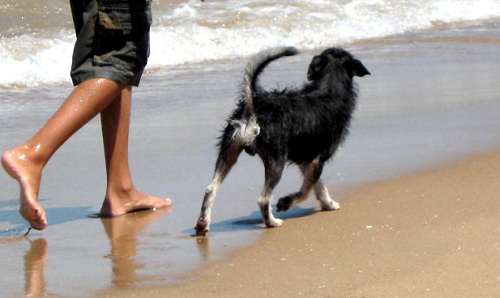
[105,149,500,297]
[1,19,500,298]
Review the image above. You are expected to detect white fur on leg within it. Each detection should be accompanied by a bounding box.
[258,194,283,228]
[267,213,283,227]
[315,179,340,211]
[195,177,222,235]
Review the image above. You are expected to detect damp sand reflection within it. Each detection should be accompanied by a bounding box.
[17,208,171,296]
[100,208,171,289]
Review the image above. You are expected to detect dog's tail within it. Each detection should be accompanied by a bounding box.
[233,47,299,147]
[242,46,299,117]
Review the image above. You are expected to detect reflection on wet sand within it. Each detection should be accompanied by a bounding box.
[20,208,170,296]
[100,208,170,288]
[24,238,48,297]
[195,235,213,261]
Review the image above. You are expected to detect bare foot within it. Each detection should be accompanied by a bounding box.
[2,149,47,230]
[99,190,172,217]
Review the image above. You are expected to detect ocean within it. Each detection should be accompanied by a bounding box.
[1,0,500,88]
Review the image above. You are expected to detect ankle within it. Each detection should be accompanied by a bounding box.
[2,148,43,179]
[5,146,46,166]
[106,183,137,201]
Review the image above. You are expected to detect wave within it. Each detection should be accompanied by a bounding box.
[1,0,500,88]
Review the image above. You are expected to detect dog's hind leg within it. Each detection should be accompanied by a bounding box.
[258,159,285,228]
[314,178,340,211]
[195,142,243,236]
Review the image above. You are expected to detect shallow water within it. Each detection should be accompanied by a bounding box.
[1,22,500,297]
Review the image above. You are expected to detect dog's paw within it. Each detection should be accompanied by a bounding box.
[276,196,293,212]
[266,217,283,228]
[195,220,209,236]
[320,200,340,211]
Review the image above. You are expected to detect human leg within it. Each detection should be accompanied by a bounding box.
[2,78,125,230]
[98,87,171,217]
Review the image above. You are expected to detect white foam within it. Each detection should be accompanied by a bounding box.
[1,0,500,88]
[147,0,500,70]
[0,34,74,88]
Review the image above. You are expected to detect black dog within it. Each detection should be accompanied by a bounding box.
[195,47,370,236]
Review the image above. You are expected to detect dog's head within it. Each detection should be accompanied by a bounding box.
[307,48,370,81]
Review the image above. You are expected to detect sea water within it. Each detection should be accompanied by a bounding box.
[1,0,500,88]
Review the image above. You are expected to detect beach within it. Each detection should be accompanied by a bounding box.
[117,150,500,298]
[1,14,500,298]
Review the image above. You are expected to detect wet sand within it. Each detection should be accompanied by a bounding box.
[1,21,500,297]
[115,150,500,297]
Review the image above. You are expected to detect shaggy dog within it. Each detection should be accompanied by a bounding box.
[195,47,370,236]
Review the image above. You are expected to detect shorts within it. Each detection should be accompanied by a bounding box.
[70,0,152,87]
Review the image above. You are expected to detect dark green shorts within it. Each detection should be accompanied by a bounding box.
[70,0,152,86]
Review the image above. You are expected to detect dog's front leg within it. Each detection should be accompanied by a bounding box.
[314,178,340,211]
[276,163,316,212]
[258,160,284,228]
[258,192,283,228]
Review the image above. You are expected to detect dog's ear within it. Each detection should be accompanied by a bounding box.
[348,59,370,77]
[307,55,328,81]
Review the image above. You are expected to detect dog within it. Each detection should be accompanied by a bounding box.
[195,46,370,236]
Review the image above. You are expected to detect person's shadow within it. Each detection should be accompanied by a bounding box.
[99,208,171,288]
[0,205,94,235]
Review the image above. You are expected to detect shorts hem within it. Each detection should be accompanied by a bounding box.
[71,70,142,87]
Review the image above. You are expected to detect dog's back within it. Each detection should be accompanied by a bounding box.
[242,47,370,165]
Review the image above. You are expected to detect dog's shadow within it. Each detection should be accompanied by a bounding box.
[192,206,317,235]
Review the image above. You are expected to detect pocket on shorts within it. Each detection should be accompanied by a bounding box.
[97,0,152,35]
[92,1,151,68]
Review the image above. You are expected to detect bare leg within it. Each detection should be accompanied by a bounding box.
[99,86,170,216]
[1,78,123,229]
[2,78,169,229]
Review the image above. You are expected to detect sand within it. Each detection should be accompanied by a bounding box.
[106,150,500,297]
[1,20,500,298]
